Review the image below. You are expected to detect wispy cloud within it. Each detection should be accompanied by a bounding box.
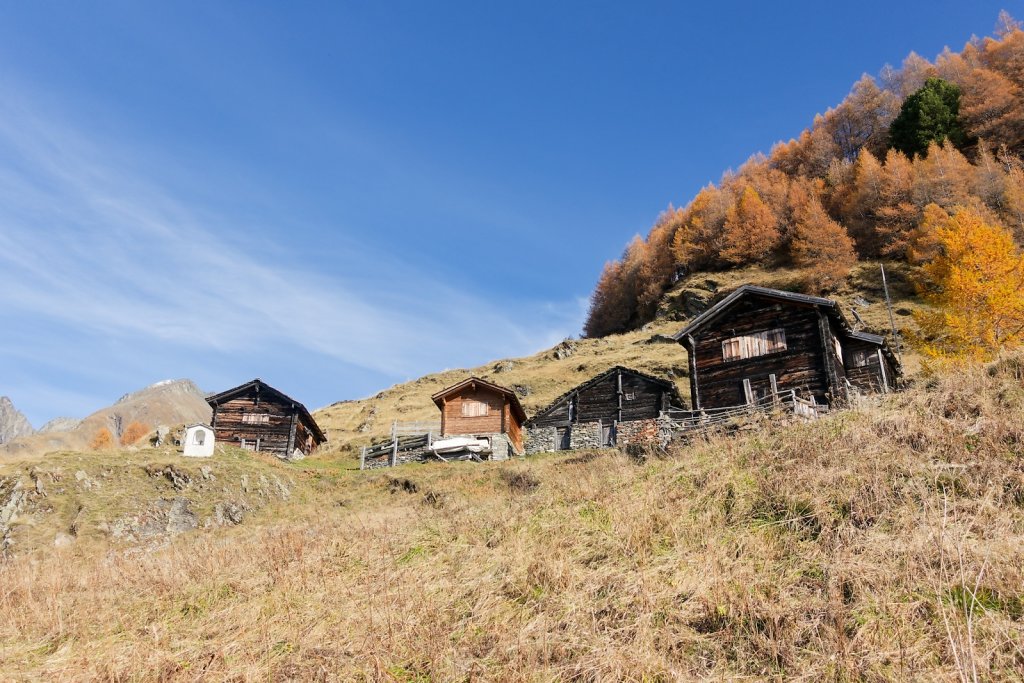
[0,94,582,423]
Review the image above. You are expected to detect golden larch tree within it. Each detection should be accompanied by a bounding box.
[720,185,781,265]
[790,196,857,293]
[910,205,1024,360]
[90,427,113,450]
[120,422,150,446]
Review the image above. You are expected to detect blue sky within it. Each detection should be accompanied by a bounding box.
[0,1,1012,426]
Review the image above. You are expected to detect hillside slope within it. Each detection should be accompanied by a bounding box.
[1,355,1022,679]
[314,261,921,459]
[0,379,211,460]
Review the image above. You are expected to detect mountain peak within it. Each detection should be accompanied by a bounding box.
[0,396,34,445]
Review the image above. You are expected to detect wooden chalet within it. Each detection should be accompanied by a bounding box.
[673,285,900,411]
[206,379,326,460]
[431,377,527,458]
[525,366,684,452]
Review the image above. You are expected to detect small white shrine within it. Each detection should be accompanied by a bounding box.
[182,423,215,457]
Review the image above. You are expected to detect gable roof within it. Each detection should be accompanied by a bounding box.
[206,378,327,443]
[525,365,684,426]
[431,377,527,423]
[672,285,842,340]
[672,284,901,374]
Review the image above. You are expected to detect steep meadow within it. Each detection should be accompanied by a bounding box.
[2,356,1022,680]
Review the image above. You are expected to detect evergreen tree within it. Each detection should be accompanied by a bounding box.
[889,77,970,157]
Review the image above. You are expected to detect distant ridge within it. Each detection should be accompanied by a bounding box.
[0,379,211,458]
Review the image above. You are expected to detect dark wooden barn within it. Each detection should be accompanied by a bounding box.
[206,378,326,460]
[673,285,900,411]
[431,377,527,458]
[524,366,684,453]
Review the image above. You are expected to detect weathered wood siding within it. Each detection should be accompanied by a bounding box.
[531,369,670,429]
[211,389,295,456]
[440,387,507,436]
[505,403,523,452]
[844,338,894,394]
[688,297,832,410]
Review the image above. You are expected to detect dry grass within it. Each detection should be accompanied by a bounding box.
[3,356,1023,680]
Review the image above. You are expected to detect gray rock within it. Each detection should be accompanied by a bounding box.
[145,464,191,490]
[214,501,245,525]
[54,532,75,548]
[493,360,515,373]
[74,470,98,490]
[0,397,33,445]
[37,416,81,434]
[111,497,198,540]
[552,338,578,360]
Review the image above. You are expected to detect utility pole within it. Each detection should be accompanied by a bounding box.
[881,263,903,364]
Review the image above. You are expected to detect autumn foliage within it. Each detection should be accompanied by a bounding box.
[910,206,1024,361]
[90,428,113,450]
[120,422,150,446]
[585,13,1024,341]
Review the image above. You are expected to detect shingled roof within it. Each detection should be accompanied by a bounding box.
[525,365,684,426]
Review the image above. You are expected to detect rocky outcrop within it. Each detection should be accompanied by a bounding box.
[0,398,33,445]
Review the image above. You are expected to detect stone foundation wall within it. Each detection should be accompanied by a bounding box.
[525,427,557,455]
[569,422,602,450]
[525,418,662,455]
[615,418,660,447]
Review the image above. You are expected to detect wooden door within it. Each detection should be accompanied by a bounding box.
[601,423,615,447]
[556,427,570,450]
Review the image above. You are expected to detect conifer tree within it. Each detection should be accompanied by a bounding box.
[910,205,1024,360]
[90,428,113,451]
[889,78,970,157]
[790,196,857,292]
[720,186,780,265]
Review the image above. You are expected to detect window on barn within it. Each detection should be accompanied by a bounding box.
[461,399,489,417]
[193,430,205,446]
[624,392,636,401]
[722,328,787,361]
[849,348,874,368]
[241,413,270,424]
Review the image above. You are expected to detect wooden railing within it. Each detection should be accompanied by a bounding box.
[659,390,826,435]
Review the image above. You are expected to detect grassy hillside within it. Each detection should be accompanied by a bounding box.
[1,355,1023,680]
[313,318,690,458]
[314,260,923,461]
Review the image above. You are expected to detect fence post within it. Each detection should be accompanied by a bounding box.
[390,421,398,467]
[360,446,366,470]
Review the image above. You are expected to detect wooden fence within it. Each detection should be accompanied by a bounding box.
[659,390,826,439]
[360,420,441,469]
